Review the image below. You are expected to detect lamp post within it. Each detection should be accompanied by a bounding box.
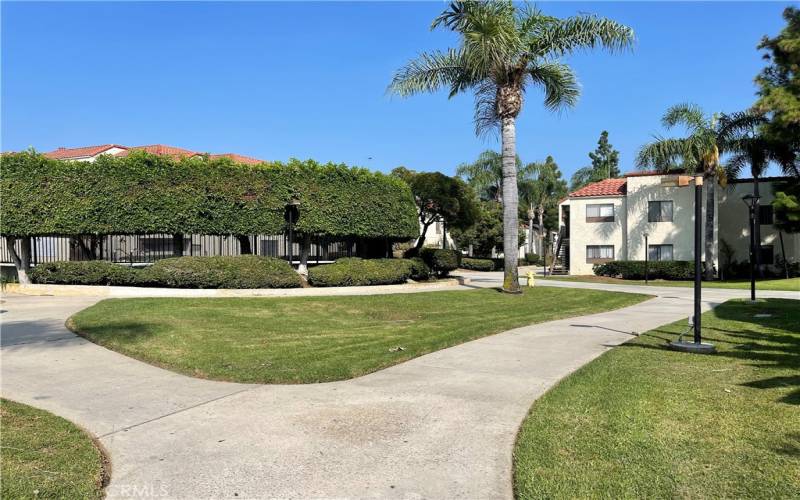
[742,194,760,302]
[285,197,300,266]
[669,175,715,354]
[643,232,649,285]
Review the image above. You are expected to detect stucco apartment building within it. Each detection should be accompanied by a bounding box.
[557,172,798,276]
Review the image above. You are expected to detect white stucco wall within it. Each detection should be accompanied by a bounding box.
[563,195,626,275]
[625,175,717,267]
[718,180,799,271]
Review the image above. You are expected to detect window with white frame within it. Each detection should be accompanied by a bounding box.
[586,204,614,222]
[648,201,673,222]
[586,245,614,263]
[648,244,673,261]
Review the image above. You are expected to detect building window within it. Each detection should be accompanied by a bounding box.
[759,245,774,265]
[759,205,773,225]
[586,204,614,222]
[586,245,614,263]
[648,200,673,222]
[648,244,674,261]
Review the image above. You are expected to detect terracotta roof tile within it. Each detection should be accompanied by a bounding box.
[568,178,627,198]
[44,144,127,159]
[120,144,198,159]
[208,153,264,165]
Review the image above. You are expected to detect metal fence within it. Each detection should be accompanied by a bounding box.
[0,234,357,266]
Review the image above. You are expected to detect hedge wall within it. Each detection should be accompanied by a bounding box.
[0,151,419,239]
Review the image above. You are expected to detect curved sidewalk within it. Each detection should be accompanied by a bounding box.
[1,281,795,499]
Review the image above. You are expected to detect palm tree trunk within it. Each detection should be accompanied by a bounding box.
[537,206,545,261]
[501,117,520,292]
[703,176,716,280]
[528,205,534,255]
[297,234,311,276]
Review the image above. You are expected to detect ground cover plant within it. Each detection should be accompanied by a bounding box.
[68,287,647,384]
[1,399,107,499]
[514,298,800,499]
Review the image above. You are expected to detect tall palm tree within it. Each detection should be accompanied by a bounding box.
[389,1,634,292]
[720,110,796,276]
[637,103,732,280]
[519,156,566,257]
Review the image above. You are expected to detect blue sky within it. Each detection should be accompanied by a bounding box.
[1,1,791,181]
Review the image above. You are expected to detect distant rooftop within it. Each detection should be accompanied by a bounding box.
[568,178,627,198]
[43,143,264,165]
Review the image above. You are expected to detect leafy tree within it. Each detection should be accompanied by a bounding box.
[570,130,621,190]
[451,201,525,258]
[773,181,800,234]
[518,156,567,256]
[389,1,634,292]
[390,167,479,250]
[754,6,800,174]
[637,103,736,279]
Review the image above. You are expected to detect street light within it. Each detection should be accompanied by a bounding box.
[742,194,761,302]
[643,232,649,285]
[669,175,715,354]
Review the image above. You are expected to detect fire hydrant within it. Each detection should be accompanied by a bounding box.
[526,270,535,288]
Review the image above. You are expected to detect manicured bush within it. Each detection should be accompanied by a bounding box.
[308,258,411,287]
[0,151,418,239]
[30,261,146,286]
[461,257,494,272]
[525,253,541,265]
[149,256,301,288]
[594,260,695,280]
[419,248,460,277]
[405,257,431,281]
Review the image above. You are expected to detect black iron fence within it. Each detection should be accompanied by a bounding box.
[0,234,357,266]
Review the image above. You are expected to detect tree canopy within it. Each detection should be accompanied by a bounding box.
[570,130,621,190]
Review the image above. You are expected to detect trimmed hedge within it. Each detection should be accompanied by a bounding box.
[406,257,431,281]
[419,248,460,277]
[460,257,494,272]
[593,260,695,280]
[30,256,302,288]
[524,253,541,265]
[149,256,301,288]
[308,258,412,287]
[30,261,145,286]
[0,151,418,239]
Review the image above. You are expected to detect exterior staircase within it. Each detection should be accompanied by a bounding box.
[548,226,569,276]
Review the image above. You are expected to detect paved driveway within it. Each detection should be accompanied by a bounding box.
[1,279,795,499]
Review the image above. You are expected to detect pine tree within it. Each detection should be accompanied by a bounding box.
[570,131,621,190]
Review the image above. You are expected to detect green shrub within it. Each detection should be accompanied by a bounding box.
[461,257,494,272]
[30,261,146,286]
[405,257,431,281]
[525,253,541,265]
[149,256,301,288]
[593,260,695,280]
[419,248,460,277]
[308,258,412,287]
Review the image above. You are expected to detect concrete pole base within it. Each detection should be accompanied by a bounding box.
[668,340,716,354]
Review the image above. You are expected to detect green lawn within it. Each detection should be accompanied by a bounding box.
[513,298,800,499]
[542,274,800,291]
[1,399,108,499]
[69,288,648,384]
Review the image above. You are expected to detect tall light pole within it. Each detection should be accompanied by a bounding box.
[742,194,760,303]
[643,232,649,285]
[669,175,715,354]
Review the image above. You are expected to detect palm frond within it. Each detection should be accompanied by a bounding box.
[529,14,634,57]
[527,61,580,110]
[717,110,766,141]
[473,80,500,137]
[661,103,706,132]
[388,49,471,97]
[636,136,693,172]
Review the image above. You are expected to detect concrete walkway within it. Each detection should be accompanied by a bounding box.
[1,279,796,499]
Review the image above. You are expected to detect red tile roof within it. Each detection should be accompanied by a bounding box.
[208,153,264,165]
[44,144,127,159]
[568,178,627,198]
[42,143,265,164]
